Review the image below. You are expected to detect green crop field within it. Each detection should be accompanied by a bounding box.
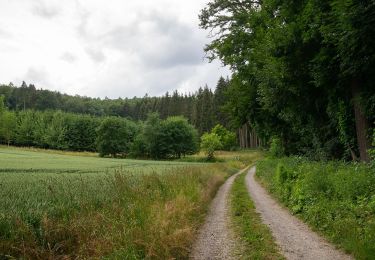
[0,145,198,172]
[0,146,229,259]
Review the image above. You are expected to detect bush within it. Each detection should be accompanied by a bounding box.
[211,124,237,150]
[200,133,222,160]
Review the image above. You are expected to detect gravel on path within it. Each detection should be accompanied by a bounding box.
[190,168,248,260]
[246,167,353,260]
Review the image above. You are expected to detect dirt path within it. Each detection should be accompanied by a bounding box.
[190,168,247,260]
[246,167,353,260]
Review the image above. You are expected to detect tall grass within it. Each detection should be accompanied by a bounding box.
[0,165,229,259]
[256,157,375,260]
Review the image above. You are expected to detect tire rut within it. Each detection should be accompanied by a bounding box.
[190,168,247,260]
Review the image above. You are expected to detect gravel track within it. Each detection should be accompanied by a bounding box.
[246,166,353,260]
[190,168,247,260]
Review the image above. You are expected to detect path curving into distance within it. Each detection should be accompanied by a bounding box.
[246,167,353,260]
[190,168,248,260]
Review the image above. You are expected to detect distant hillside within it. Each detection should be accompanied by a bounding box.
[0,77,230,134]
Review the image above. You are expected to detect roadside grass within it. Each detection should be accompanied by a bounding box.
[231,172,285,260]
[0,146,254,259]
[256,157,375,260]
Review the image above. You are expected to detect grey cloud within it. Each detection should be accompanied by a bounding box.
[32,1,61,19]
[61,52,77,63]
[75,3,91,38]
[24,67,51,87]
[85,47,106,63]
[102,11,204,69]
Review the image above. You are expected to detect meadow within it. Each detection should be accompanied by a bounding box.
[0,146,255,259]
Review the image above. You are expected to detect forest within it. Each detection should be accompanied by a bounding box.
[0,77,229,134]
[199,0,375,162]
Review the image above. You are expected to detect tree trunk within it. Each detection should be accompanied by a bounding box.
[351,78,371,162]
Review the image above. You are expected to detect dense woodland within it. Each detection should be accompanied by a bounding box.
[0,78,229,134]
[199,0,375,162]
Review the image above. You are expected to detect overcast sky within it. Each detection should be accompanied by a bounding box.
[0,0,230,98]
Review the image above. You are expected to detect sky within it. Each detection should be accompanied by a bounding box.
[0,0,230,98]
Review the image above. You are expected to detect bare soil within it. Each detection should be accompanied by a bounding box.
[245,166,353,260]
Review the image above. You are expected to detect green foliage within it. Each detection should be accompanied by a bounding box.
[96,117,137,157]
[200,0,375,160]
[200,133,222,160]
[0,97,16,145]
[131,113,199,159]
[269,137,285,158]
[0,80,231,137]
[370,129,375,163]
[257,157,375,259]
[211,124,237,150]
[159,116,199,158]
[64,114,100,151]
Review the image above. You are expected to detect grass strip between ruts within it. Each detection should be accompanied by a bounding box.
[230,170,285,260]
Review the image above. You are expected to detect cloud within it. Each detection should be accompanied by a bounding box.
[0,0,231,98]
[60,52,77,63]
[24,67,51,88]
[32,1,61,19]
[0,28,12,38]
[85,47,106,63]
[102,11,204,69]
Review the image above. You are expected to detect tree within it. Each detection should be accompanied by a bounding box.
[211,124,237,150]
[160,116,199,158]
[0,96,16,145]
[15,110,36,146]
[214,77,230,127]
[142,113,163,159]
[96,117,137,157]
[200,0,375,161]
[200,133,222,160]
[132,114,199,159]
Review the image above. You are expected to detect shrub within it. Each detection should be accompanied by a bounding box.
[200,133,222,160]
[211,124,237,150]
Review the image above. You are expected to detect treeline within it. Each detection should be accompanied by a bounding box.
[200,0,375,161]
[0,97,199,159]
[0,77,230,134]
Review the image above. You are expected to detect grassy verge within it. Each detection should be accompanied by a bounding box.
[230,172,284,260]
[256,157,375,260]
